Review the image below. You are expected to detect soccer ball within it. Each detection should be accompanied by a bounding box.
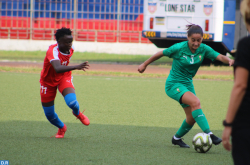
[192,133,212,153]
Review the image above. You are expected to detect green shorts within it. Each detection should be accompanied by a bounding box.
[165,82,196,108]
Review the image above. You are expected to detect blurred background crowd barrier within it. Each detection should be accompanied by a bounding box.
[0,0,151,43]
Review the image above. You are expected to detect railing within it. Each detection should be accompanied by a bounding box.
[0,0,151,43]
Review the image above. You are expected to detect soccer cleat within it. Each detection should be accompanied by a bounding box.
[73,110,90,126]
[54,124,67,138]
[172,137,190,148]
[210,134,222,145]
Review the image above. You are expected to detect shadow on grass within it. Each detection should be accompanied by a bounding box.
[0,121,233,165]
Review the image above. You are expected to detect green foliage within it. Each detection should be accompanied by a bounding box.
[0,72,234,164]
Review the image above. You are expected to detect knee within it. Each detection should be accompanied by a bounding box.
[64,93,79,110]
[67,100,79,109]
[189,99,201,109]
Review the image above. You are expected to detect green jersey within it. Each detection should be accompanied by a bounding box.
[163,41,220,84]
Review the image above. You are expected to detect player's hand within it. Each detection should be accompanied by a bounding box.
[76,61,89,71]
[229,59,234,66]
[138,63,147,73]
[222,126,232,151]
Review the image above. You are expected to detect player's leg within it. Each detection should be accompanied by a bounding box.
[175,106,195,138]
[42,100,64,128]
[181,92,210,131]
[181,92,222,145]
[40,83,66,138]
[62,87,80,116]
[58,76,90,126]
[172,102,195,148]
[166,83,192,148]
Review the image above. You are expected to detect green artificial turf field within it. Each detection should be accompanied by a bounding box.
[0,72,234,165]
[0,50,173,65]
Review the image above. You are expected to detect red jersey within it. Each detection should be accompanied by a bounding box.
[40,43,75,86]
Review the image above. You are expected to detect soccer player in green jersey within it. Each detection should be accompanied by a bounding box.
[138,24,234,148]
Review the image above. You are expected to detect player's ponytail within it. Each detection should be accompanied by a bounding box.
[240,0,250,26]
[186,24,203,37]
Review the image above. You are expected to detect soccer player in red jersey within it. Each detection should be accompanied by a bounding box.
[40,27,90,138]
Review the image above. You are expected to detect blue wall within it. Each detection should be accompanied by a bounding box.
[222,0,236,51]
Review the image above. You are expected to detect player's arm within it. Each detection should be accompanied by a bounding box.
[225,66,248,124]
[222,66,248,151]
[215,54,234,66]
[51,60,89,73]
[138,50,164,73]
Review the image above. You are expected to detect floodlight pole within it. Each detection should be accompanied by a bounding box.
[30,0,33,40]
[73,0,77,40]
[117,0,121,42]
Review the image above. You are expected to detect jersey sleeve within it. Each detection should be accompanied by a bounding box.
[204,44,220,61]
[162,43,181,59]
[234,37,250,71]
[71,45,75,51]
[46,45,60,62]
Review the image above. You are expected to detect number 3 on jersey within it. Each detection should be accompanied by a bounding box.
[183,55,194,64]
[190,55,194,64]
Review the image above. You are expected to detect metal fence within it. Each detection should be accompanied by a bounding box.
[0,0,150,43]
